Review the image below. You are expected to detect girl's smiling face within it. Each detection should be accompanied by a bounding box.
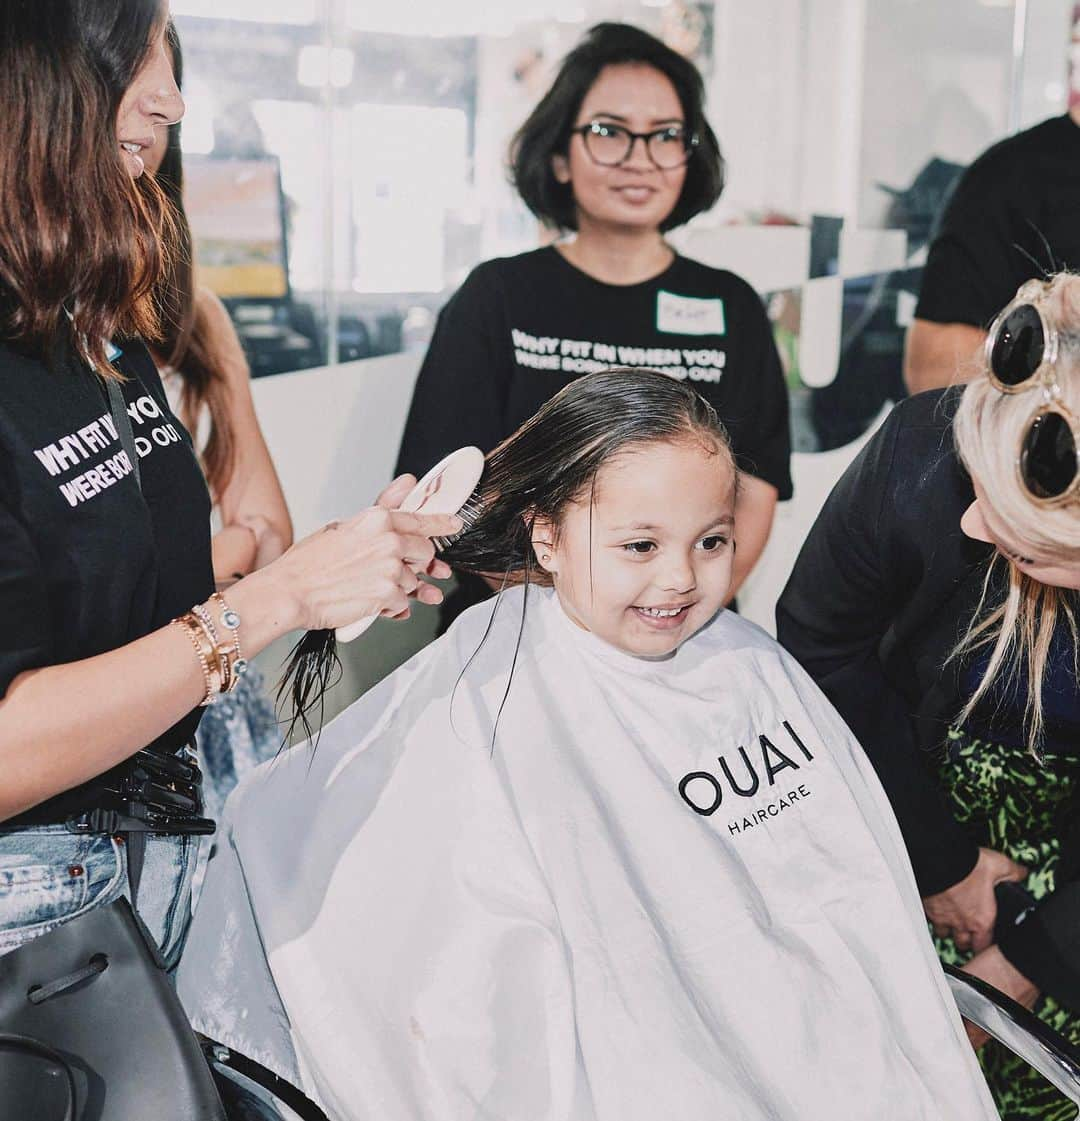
[533,437,736,656]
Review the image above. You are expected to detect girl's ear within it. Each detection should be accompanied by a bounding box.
[528,514,558,575]
[551,152,571,185]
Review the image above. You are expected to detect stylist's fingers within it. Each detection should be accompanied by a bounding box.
[376,474,417,510]
[412,580,446,607]
[396,563,420,595]
[391,532,438,575]
[389,510,462,541]
[427,558,452,581]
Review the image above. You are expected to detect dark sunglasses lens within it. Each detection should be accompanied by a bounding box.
[1021,410,1077,499]
[991,304,1045,386]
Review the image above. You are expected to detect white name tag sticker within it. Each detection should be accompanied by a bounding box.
[656,290,726,336]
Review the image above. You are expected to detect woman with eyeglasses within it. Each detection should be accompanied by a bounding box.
[777,274,1080,1119]
[396,21,791,627]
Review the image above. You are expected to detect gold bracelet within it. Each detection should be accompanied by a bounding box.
[210,591,247,694]
[181,613,224,704]
[173,614,223,706]
[191,602,233,694]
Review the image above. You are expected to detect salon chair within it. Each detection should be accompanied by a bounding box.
[945,964,1080,1104]
[202,1038,329,1121]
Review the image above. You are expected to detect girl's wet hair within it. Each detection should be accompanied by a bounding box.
[281,369,735,744]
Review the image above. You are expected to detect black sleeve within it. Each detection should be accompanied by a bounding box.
[729,287,793,500]
[395,265,510,478]
[998,885,1080,1008]
[0,491,51,697]
[776,406,979,895]
[915,149,1024,329]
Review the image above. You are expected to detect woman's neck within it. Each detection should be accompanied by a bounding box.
[555,223,674,286]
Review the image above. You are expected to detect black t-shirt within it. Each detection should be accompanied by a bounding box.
[396,247,793,499]
[0,336,213,756]
[916,114,1080,328]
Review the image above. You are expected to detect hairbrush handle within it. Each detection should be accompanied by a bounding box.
[335,614,378,644]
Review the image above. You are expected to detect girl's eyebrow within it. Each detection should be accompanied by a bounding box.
[608,514,735,533]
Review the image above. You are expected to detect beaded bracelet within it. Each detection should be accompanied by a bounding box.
[210,591,247,692]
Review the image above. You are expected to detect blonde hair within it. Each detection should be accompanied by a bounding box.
[952,273,1080,753]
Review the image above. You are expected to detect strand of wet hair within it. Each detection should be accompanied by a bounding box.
[276,627,341,750]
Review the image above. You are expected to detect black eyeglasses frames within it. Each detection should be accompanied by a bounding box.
[571,121,699,171]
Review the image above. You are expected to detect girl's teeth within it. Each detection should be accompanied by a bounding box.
[121,143,141,153]
[642,607,682,617]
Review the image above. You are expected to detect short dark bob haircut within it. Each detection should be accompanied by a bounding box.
[510,22,724,233]
[0,0,171,374]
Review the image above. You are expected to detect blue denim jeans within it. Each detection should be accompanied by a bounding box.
[0,824,199,970]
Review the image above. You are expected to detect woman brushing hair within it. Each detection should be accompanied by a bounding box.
[0,0,457,965]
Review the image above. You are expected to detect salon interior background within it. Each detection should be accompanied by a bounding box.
[173,0,1077,717]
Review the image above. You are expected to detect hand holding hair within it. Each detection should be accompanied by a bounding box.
[374,472,453,587]
[239,503,461,636]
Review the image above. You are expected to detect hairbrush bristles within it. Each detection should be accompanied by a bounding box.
[432,490,485,552]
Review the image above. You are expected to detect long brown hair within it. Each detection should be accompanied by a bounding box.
[0,1,173,375]
[153,22,235,498]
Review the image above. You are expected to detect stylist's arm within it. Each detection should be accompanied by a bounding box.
[0,502,459,822]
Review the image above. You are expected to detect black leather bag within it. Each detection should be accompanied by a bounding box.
[0,897,226,1121]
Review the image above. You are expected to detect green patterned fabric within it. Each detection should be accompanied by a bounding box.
[935,727,1080,1121]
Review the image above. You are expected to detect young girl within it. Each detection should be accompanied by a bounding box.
[180,371,995,1120]
[396,22,790,628]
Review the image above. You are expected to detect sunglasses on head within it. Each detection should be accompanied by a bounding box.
[985,290,1080,507]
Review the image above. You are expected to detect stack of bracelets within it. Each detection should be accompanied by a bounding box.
[173,592,248,706]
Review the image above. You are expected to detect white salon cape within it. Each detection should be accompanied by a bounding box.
[179,587,997,1121]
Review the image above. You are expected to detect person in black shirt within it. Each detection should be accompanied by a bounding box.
[779,274,1080,1119]
[905,109,1080,394]
[397,23,791,626]
[0,2,458,965]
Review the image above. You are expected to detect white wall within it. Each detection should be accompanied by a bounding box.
[249,351,421,537]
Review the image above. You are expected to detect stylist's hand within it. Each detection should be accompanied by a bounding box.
[923,847,1028,953]
[258,502,461,631]
[375,473,452,585]
[959,945,1040,1049]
